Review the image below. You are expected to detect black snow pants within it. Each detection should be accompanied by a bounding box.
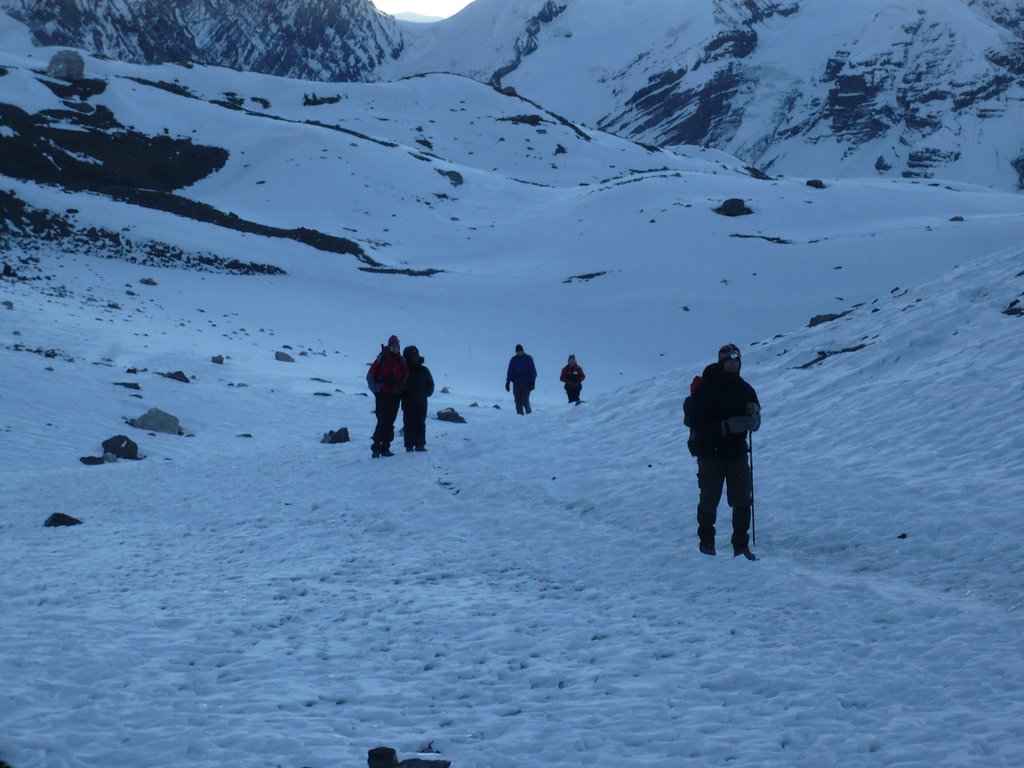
[372,392,401,452]
[696,451,752,552]
[402,400,428,450]
[513,382,533,414]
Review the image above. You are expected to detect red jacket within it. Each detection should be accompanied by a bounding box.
[367,351,408,394]
[560,363,586,384]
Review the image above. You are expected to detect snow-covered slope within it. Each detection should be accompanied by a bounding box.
[2,153,1023,768]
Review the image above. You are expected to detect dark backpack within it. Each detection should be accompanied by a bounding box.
[683,375,702,456]
[682,375,702,428]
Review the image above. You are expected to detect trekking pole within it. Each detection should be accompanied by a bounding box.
[748,432,756,547]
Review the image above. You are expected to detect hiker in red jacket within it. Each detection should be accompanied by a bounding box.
[366,334,408,457]
[559,354,586,404]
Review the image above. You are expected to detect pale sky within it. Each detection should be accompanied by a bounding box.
[372,0,474,18]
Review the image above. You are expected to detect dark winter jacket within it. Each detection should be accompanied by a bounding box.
[684,362,760,457]
[506,353,537,386]
[367,350,408,395]
[402,360,434,409]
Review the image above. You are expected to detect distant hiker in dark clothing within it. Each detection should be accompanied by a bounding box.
[559,354,586,404]
[683,343,761,560]
[401,345,434,452]
[367,334,408,457]
[505,343,537,415]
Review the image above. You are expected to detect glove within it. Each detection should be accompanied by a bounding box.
[505,381,511,392]
[723,416,751,435]
[745,402,761,432]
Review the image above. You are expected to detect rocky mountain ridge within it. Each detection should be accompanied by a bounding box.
[3,0,1024,188]
[386,0,1024,188]
[0,0,402,81]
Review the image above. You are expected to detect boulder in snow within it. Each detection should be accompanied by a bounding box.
[44,512,82,527]
[129,407,181,435]
[46,50,85,82]
[436,407,466,424]
[367,746,450,768]
[101,434,140,460]
[713,198,752,217]
[321,427,350,444]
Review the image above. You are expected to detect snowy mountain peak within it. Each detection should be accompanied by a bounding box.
[0,0,403,81]
[389,0,1024,190]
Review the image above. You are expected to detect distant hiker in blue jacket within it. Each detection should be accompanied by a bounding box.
[505,343,537,415]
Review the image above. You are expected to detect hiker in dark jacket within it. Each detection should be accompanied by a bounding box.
[366,334,408,457]
[401,345,434,452]
[559,354,586,404]
[505,343,537,415]
[683,343,761,560]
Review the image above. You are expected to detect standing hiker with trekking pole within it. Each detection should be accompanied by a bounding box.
[682,343,762,560]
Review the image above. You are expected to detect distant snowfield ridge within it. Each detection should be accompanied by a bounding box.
[2,38,1024,396]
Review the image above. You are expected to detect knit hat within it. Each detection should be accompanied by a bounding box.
[388,335,400,346]
[515,344,524,353]
[718,343,741,362]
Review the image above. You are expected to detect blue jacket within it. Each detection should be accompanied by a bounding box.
[506,353,537,386]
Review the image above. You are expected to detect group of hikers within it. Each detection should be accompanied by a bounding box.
[365,335,435,457]
[366,338,587,457]
[367,337,761,561]
[503,343,587,414]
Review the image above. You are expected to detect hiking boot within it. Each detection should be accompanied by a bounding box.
[406,446,414,452]
[733,548,757,561]
[415,446,426,452]
[699,542,716,556]
[379,448,395,457]
[371,450,381,458]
